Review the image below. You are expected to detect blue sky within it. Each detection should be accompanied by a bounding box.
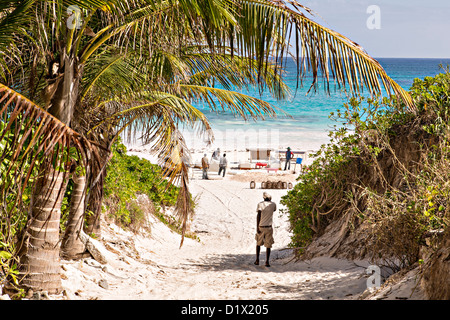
[298,0,450,58]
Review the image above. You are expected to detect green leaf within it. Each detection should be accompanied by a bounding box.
[0,251,12,260]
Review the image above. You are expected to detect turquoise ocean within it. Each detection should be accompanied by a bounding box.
[183,58,450,152]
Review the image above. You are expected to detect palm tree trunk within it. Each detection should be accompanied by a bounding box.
[47,53,79,125]
[84,174,104,238]
[85,146,112,238]
[17,160,68,294]
[61,173,87,260]
[84,163,107,238]
[17,52,81,294]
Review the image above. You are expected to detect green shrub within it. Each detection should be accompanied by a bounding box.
[104,138,180,232]
[281,71,450,264]
[280,125,360,251]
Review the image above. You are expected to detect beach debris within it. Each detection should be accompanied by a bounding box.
[261,180,289,189]
[98,279,109,290]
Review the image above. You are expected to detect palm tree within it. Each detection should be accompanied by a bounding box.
[0,84,97,294]
[1,0,414,294]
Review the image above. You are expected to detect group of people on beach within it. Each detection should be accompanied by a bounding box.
[201,148,227,180]
[201,147,295,180]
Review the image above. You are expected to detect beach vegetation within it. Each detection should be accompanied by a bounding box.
[282,70,450,276]
[103,138,181,233]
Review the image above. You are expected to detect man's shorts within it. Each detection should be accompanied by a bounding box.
[255,227,274,248]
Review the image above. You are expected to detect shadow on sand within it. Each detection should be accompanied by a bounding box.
[175,249,367,299]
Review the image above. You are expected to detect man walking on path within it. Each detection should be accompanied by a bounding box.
[201,153,209,179]
[218,153,227,177]
[255,192,276,267]
[284,147,293,171]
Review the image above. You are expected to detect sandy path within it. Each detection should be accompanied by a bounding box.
[60,170,371,300]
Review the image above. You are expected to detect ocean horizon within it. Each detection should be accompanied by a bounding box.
[177,57,450,152]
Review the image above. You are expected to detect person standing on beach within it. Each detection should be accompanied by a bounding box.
[201,153,209,179]
[218,153,227,177]
[284,147,293,171]
[255,192,276,267]
[212,148,220,161]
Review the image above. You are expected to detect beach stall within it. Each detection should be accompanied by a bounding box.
[238,148,278,170]
[246,148,273,163]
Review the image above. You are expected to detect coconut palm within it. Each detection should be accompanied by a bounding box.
[1,0,414,294]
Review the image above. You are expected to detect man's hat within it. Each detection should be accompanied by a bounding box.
[263,192,272,200]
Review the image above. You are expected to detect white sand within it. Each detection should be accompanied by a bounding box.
[56,148,424,300]
[56,149,364,300]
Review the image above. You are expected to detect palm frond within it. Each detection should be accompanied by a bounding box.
[91,97,197,247]
[88,90,212,144]
[0,0,37,81]
[0,82,98,230]
[180,48,291,100]
[143,113,193,247]
[177,84,286,120]
[232,0,413,108]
